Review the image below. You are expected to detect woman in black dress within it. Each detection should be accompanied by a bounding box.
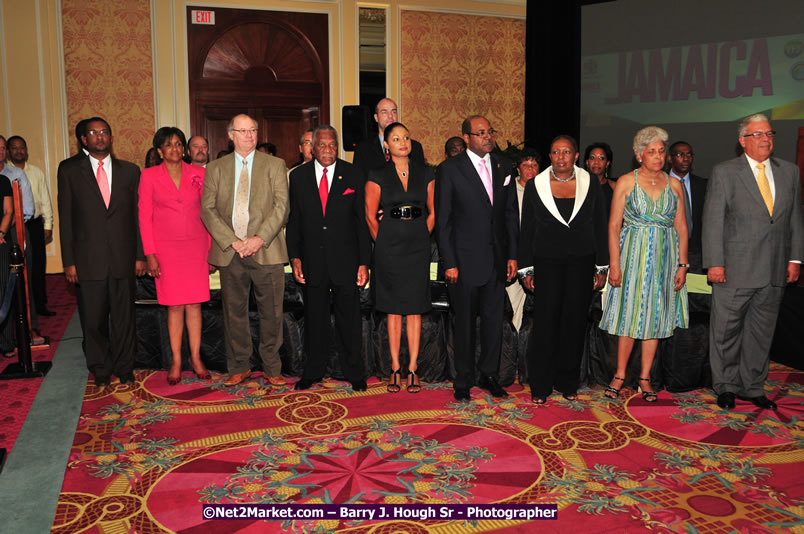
[0,172,15,353]
[365,122,435,393]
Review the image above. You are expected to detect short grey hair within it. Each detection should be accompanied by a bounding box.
[312,125,338,146]
[299,128,314,145]
[633,126,668,156]
[738,113,769,136]
[227,114,257,131]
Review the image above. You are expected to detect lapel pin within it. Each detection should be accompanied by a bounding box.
[338,176,342,180]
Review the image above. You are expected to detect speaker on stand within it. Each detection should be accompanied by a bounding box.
[342,105,372,152]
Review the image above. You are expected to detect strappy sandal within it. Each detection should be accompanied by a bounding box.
[605,376,625,399]
[563,393,578,401]
[406,369,421,394]
[639,378,658,403]
[387,369,401,393]
[531,396,547,405]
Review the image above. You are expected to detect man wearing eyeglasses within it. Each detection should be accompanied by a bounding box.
[201,114,290,387]
[703,113,803,411]
[57,117,146,387]
[288,129,314,175]
[435,115,519,401]
[667,141,707,273]
[351,98,425,178]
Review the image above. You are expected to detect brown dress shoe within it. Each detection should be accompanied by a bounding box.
[224,370,251,386]
[266,375,286,385]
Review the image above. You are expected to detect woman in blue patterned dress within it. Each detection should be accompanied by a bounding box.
[599,126,689,402]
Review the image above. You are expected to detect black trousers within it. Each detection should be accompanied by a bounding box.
[527,256,594,397]
[0,242,14,351]
[447,271,505,390]
[25,216,47,312]
[302,277,365,383]
[79,276,137,379]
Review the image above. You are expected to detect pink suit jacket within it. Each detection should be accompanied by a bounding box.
[138,161,209,255]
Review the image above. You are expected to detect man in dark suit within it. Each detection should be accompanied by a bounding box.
[703,113,803,411]
[668,141,707,273]
[286,126,370,391]
[201,114,289,387]
[435,115,519,401]
[57,117,145,387]
[351,98,425,178]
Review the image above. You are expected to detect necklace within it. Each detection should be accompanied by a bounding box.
[550,168,575,183]
[401,171,407,178]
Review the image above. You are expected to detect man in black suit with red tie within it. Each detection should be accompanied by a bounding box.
[436,115,519,401]
[352,98,425,178]
[57,117,145,387]
[286,125,371,391]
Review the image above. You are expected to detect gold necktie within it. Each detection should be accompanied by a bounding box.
[756,162,773,216]
[233,158,250,239]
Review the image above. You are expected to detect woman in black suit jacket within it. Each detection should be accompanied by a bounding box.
[519,136,609,405]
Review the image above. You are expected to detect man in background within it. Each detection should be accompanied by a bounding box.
[187,135,209,167]
[352,98,425,178]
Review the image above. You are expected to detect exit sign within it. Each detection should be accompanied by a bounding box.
[191,10,215,25]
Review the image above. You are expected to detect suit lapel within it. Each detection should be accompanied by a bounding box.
[459,152,491,206]
[82,156,107,210]
[736,156,771,215]
[534,169,565,226]
[218,154,236,222]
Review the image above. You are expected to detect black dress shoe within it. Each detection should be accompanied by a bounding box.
[716,392,735,410]
[118,373,135,385]
[294,379,315,390]
[350,379,367,392]
[478,375,508,398]
[453,388,471,401]
[739,395,777,410]
[94,376,111,388]
[38,308,56,317]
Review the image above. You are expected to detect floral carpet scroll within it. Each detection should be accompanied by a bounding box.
[52,365,804,533]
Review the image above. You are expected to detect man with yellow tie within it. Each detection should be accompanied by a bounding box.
[703,114,803,411]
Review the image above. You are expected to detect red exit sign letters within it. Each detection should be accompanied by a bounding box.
[191,10,215,25]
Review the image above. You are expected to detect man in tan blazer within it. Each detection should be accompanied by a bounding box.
[201,114,289,386]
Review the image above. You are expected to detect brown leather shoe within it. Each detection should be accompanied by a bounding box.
[224,370,251,386]
[266,375,286,385]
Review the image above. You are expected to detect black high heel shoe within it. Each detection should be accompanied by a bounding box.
[638,378,658,403]
[406,369,421,394]
[387,369,401,393]
[605,376,625,399]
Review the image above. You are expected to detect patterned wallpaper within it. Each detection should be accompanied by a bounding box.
[401,11,525,164]
[62,0,155,167]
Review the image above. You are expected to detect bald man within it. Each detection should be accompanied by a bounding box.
[351,98,425,179]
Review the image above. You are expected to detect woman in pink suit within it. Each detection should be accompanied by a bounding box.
[139,127,211,385]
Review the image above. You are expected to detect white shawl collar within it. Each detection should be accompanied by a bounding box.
[533,165,590,227]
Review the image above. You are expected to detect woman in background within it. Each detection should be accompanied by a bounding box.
[584,142,615,215]
[599,126,689,402]
[139,127,212,385]
[366,122,435,394]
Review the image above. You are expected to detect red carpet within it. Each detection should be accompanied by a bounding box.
[0,275,76,453]
[52,365,803,533]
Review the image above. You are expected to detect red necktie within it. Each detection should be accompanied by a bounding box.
[97,160,111,208]
[319,167,329,216]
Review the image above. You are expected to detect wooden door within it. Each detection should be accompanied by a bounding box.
[187,6,329,166]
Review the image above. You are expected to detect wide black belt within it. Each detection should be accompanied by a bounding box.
[389,205,422,220]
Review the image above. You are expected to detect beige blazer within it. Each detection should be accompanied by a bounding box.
[201,151,289,267]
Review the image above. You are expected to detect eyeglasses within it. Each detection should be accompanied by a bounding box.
[468,129,497,138]
[87,129,110,137]
[230,128,258,136]
[672,152,694,158]
[301,140,312,145]
[519,162,539,169]
[742,131,775,139]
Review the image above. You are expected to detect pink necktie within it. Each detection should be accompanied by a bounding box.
[97,160,110,208]
[319,167,329,215]
[478,159,493,204]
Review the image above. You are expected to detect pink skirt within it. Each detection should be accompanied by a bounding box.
[153,237,210,306]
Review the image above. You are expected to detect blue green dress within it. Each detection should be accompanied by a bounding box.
[599,171,688,339]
